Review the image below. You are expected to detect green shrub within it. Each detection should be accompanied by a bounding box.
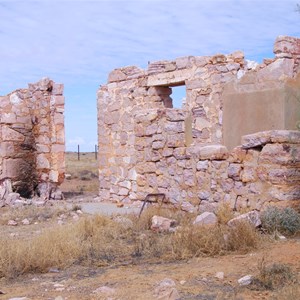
[261,207,300,235]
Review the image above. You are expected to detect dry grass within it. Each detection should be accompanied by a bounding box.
[0,205,67,225]
[61,152,99,194]
[273,284,300,300]
[216,201,235,225]
[0,208,262,279]
[251,257,298,291]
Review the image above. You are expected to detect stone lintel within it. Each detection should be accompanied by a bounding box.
[242,130,300,149]
[147,69,191,87]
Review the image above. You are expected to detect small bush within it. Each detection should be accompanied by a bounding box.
[273,284,300,299]
[225,221,261,252]
[252,258,296,290]
[261,207,300,235]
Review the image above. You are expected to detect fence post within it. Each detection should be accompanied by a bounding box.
[77,144,80,161]
[95,144,98,160]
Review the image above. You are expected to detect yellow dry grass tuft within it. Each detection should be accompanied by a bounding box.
[0,208,262,279]
[215,201,234,225]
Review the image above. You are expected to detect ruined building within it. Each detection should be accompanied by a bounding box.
[97,36,300,212]
[0,78,65,205]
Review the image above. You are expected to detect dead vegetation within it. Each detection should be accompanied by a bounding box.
[0,207,262,279]
[60,152,98,196]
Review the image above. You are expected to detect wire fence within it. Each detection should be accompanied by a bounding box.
[76,144,98,160]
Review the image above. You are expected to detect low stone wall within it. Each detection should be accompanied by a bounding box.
[134,110,300,211]
[0,78,65,205]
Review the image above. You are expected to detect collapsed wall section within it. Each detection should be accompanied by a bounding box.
[0,78,65,204]
[98,35,300,210]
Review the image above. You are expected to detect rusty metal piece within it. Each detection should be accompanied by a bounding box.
[138,193,166,218]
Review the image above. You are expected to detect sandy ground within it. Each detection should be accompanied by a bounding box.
[0,196,300,300]
[0,236,299,300]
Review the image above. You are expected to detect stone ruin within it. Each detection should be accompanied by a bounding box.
[0,78,65,206]
[97,35,300,212]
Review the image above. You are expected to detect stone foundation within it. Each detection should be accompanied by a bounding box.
[97,35,300,210]
[0,78,65,205]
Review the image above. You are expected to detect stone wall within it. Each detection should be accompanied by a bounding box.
[0,78,65,204]
[97,36,300,210]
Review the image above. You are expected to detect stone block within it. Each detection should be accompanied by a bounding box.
[228,210,261,227]
[193,212,218,226]
[52,83,64,95]
[151,215,177,232]
[194,145,229,160]
[36,154,50,169]
[166,133,185,148]
[2,126,24,142]
[259,143,300,165]
[228,163,242,179]
[273,35,300,56]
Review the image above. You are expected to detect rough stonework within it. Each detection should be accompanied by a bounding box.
[0,78,65,206]
[97,36,300,211]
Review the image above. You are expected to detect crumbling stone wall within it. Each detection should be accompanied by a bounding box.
[98,36,300,210]
[0,78,65,205]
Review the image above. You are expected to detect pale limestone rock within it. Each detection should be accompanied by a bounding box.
[196,160,209,171]
[93,285,116,296]
[8,220,18,226]
[238,275,253,286]
[36,154,50,169]
[215,272,224,280]
[198,145,229,160]
[193,212,218,226]
[181,201,196,213]
[151,215,177,232]
[154,278,180,300]
[273,35,300,56]
[228,210,261,227]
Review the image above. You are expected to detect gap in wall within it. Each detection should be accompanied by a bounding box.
[171,85,186,108]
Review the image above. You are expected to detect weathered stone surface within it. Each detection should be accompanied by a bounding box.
[0,79,65,203]
[196,145,229,160]
[242,130,300,149]
[274,35,300,56]
[93,285,116,296]
[259,143,300,165]
[151,215,177,232]
[98,35,300,211]
[227,210,261,227]
[193,212,218,226]
[154,278,180,300]
[238,275,253,286]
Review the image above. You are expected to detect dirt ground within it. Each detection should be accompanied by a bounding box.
[0,233,299,300]
[1,153,299,300]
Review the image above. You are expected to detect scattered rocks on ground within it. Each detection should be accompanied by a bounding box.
[227,210,261,227]
[151,216,177,232]
[193,212,218,226]
[180,201,196,213]
[238,275,253,286]
[154,278,180,300]
[21,218,30,225]
[93,285,116,296]
[7,220,18,226]
[215,272,224,280]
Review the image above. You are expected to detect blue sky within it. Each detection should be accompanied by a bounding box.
[0,0,299,151]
